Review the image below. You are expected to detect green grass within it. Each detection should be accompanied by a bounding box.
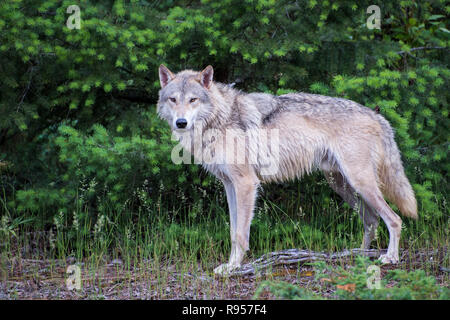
[0,175,448,299]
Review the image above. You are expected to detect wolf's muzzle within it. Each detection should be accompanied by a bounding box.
[175,118,188,129]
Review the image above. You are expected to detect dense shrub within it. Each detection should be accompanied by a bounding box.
[0,0,448,219]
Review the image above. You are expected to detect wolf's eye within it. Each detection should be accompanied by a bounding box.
[189,98,198,103]
[169,97,176,103]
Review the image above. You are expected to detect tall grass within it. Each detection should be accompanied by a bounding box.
[0,173,448,298]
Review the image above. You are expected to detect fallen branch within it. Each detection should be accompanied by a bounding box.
[396,46,448,55]
[228,248,386,277]
[394,46,449,61]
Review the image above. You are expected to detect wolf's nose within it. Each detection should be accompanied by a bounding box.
[176,118,188,129]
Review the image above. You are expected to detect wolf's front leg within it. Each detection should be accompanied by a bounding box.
[214,180,238,275]
[214,174,259,276]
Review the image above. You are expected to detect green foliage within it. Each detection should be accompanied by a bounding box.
[14,109,208,213]
[313,256,450,300]
[0,0,448,222]
[256,256,450,300]
[254,280,322,300]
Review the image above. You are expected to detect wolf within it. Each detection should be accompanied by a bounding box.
[157,64,418,275]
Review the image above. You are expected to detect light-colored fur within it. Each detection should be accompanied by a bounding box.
[157,65,418,275]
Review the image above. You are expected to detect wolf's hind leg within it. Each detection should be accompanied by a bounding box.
[324,171,379,250]
[335,164,402,264]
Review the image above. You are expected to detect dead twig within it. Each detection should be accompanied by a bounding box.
[226,248,386,277]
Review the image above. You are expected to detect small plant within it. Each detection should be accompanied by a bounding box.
[254,280,322,300]
[255,256,450,300]
[315,256,450,299]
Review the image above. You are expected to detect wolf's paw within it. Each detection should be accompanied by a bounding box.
[213,263,239,276]
[379,253,399,264]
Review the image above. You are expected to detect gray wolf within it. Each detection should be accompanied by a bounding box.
[157,65,417,275]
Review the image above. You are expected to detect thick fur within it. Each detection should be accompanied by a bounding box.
[157,65,418,275]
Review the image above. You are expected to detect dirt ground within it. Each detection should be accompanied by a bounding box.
[1,248,448,300]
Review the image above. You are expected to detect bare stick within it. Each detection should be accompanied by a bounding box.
[225,248,386,277]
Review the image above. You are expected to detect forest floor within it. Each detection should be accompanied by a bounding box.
[1,247,448,299]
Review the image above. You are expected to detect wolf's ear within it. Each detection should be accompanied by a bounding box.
[200,65,213,89]
[159,64,174,88]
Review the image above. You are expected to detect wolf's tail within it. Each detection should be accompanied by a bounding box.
[377,116,418,219]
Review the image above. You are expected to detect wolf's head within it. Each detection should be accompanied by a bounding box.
[157,65,215,131]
